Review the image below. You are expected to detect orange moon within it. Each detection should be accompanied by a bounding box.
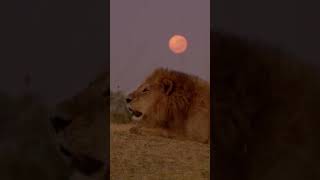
[168,35,188,54]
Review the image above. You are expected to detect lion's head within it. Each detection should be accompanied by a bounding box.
[126,68,198,128]
[48,71,108,178]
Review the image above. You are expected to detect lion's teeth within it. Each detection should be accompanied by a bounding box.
[132,115,142,121]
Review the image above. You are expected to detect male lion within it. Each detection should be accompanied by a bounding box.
[126,68,210,143]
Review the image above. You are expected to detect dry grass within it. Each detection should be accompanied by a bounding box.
[110,123,210,180]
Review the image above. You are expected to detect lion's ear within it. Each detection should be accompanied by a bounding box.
[161,79,174,95]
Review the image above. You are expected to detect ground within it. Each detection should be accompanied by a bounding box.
[110,123,210,180]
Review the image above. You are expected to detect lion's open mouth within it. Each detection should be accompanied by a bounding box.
[128,107,143,120]
[132,111,142,117]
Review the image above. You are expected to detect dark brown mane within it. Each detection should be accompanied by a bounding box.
[146,68,204,129]
[128,67,210,143]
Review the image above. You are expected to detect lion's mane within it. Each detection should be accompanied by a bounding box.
[131,68,210,143]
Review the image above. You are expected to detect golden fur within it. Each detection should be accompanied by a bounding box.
[127,68,210,143]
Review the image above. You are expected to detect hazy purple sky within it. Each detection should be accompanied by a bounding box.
[110,0,210,93]
[2,0,318,105]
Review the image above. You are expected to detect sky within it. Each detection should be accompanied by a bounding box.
[1,0,319,104]
[110,0,210,93]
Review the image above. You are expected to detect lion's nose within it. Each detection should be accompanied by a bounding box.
[126,98,132,103]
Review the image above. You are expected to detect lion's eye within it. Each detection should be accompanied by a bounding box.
[142,88,149,93]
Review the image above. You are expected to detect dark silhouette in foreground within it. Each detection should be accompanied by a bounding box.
[212,30,320,180]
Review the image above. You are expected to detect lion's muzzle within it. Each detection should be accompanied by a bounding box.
[128,107,142,117]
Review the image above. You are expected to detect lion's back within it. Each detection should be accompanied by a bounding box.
[185,78,210,143]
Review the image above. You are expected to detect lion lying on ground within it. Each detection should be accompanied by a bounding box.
[126,68,210,143]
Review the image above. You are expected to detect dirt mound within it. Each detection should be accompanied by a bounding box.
[110,123,210,180]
